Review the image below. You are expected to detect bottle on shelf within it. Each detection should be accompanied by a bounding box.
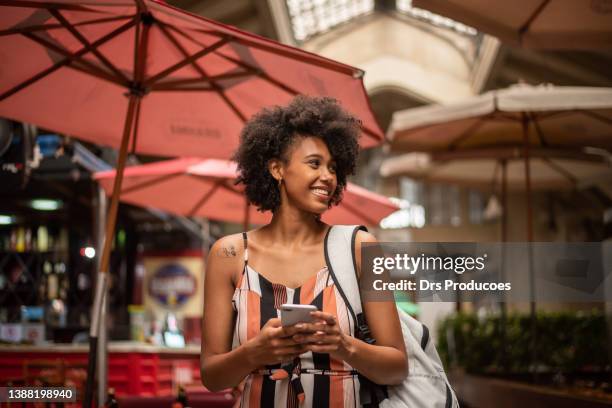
[104,387,119,408]
[172,385,190,408]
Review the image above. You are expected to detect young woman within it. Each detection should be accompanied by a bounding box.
[200,96,407,407]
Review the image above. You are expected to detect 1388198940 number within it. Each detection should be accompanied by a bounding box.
[0,387,76,402]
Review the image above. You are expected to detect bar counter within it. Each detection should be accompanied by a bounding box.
[0,341,202,396]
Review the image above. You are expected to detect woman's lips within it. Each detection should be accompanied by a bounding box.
[311,188,330,201]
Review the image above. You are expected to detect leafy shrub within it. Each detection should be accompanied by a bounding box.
[437,310,609,374]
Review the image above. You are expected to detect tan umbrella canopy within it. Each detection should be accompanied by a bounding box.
[388,84,612,154]
[381,147,612,191]
[412,0,612,49]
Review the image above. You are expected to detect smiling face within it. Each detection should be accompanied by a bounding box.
[270,136,338,215]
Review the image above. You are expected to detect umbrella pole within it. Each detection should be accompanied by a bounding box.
[522,113,537,381]
[500,159,508,370]
[84,95,140,408]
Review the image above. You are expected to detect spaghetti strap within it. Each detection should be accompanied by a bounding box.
[242,232,248,265]
[241,232,250,290]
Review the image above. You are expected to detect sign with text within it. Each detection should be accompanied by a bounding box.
[361,242,612,302]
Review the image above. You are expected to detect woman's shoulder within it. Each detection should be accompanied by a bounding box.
[354,228,378,245]
[207,234,247,286]
[209,233,246,260]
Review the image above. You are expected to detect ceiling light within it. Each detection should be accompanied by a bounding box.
[30,199,62,211]
[0,215,14,225]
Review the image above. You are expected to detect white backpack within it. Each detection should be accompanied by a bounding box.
[324,225,460,408]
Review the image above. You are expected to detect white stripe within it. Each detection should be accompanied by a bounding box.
[299,350,315,370]
[335,289,354,371]
[301,373,315,408]
[273,378,289,406]
[246,265,262,296]
[343,376,354,408]
[313,268,328,298]
[241,376,252,408]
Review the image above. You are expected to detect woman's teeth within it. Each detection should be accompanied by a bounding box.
[312,188,329,197]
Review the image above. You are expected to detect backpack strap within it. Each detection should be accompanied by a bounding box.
[325,225,388,406]
[324,225,374,343]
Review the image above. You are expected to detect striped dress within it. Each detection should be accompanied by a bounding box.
[232,232,361,407]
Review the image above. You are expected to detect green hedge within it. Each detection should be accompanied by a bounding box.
[436,310,610,374]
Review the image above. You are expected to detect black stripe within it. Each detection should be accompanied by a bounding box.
[311,288,330,408]
[421,323,430,350]
[259,273,278,407]
[293,287,301,304]
[445,383,452,408]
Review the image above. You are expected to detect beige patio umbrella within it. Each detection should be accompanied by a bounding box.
[387,84,612,240]
[381,147,612,192]
[412,0,612,49]
[387,84,612,374]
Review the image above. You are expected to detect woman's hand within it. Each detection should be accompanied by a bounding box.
[292,311,354,361]
[244,318,310,367]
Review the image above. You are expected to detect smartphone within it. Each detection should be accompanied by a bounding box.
[280,304,317,326]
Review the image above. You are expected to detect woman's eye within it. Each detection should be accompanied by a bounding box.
[329,165,337,174]
[308,159,320,167]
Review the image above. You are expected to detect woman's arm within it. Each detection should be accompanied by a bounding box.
[200,235,310,391]
[200,235,257,391]
[352,230,408,384]
[295,230,407,385]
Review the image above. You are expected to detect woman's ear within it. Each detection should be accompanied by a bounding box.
[268,159,283,182]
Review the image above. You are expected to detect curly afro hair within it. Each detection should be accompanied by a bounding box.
[233,95,361,213]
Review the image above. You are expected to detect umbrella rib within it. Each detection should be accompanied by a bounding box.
[143,36,231,87]
[157,21,209,79]
[220,50,380,140]
[151,72,253,90]
[49,9,130,85]
[155,22,247,121]
[448,115,490,150]
[0,18,136,102]
[540,157,577,187]
[21,31,126,87]
[152,87,215,92]
[518,0,550,39]
[0,15,132,37]
[224,34,358,77]
[165,25,381,142]
[578,109,612,126]
[120,173,183,195]
[0,1,102,11]
[530,114,549,147]
[187,180,223,217]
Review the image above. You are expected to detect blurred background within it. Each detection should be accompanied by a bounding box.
[1,1,611,407]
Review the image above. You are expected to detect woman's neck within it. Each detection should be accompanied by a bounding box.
[263,204,327,247]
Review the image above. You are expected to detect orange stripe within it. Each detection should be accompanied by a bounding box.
[248,375,263,408]
[246,291,260,340]
[300,275,316,304]
[323,286,345,408]
[236,269,244,289]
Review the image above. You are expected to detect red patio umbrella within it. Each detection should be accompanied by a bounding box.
[0,1,383,405]
[94,158,398,227]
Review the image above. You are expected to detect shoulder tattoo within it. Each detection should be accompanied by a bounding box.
[217,245,237,258]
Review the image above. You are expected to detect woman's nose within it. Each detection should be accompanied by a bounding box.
[319,167,334,181]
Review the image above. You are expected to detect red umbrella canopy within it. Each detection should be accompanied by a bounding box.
[94,158,398,226]
[0,0,383,158]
